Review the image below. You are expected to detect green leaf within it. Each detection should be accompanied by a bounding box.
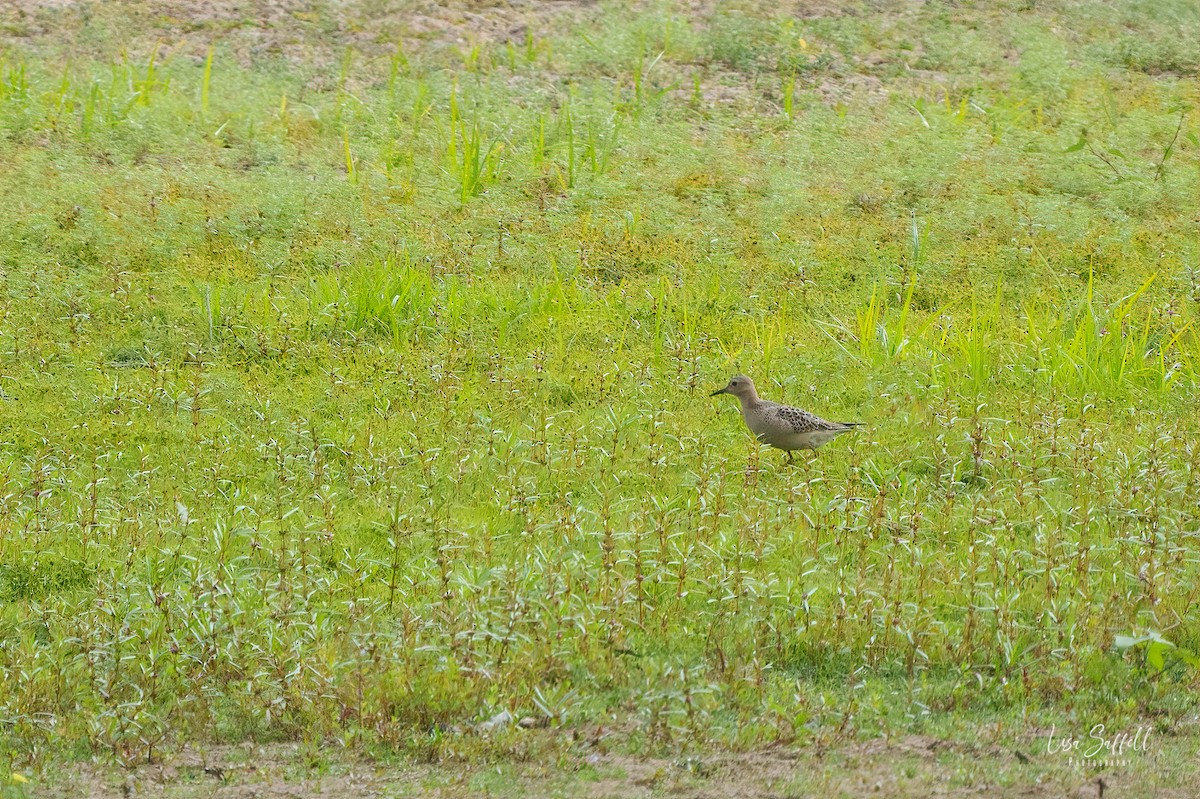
[1147,641,1165,671]
[1175,647,1200,669]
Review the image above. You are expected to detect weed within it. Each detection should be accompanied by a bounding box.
[0,0,1196,778]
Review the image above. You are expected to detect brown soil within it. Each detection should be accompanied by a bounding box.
[30,731,1200,799]
[0,0,602,66]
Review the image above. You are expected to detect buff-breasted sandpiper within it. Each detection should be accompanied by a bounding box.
[711,374,861,463]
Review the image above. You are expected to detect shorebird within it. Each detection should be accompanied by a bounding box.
[710,374,861,463]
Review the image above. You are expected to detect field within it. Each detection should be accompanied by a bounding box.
[1,0,1199,796]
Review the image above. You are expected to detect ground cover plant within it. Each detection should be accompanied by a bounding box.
[1,0,1199,795]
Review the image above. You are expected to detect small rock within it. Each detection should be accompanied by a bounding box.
[518,716,545,729]
[477,710,514,733]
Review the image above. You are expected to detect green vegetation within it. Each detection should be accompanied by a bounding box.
[1,0,1198,791]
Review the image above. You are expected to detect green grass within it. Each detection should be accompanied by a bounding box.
[1,0,1199,787]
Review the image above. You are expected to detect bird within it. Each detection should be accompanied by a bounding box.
[710,374,861,464]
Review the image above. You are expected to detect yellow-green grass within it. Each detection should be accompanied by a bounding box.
[0,0,1198,782]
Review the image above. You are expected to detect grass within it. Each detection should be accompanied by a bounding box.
[0,0,1199,793]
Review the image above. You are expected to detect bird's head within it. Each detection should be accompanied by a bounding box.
[710,374,757,399]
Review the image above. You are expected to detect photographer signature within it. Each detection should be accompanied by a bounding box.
[1046,724,1153,760]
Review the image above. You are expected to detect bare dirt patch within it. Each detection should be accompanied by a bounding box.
[30,731,1200,799]
[0,0,601,66]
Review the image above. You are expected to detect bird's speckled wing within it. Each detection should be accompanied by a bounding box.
[766,403,845,433]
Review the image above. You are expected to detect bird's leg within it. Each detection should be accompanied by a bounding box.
[786,450,795,466]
